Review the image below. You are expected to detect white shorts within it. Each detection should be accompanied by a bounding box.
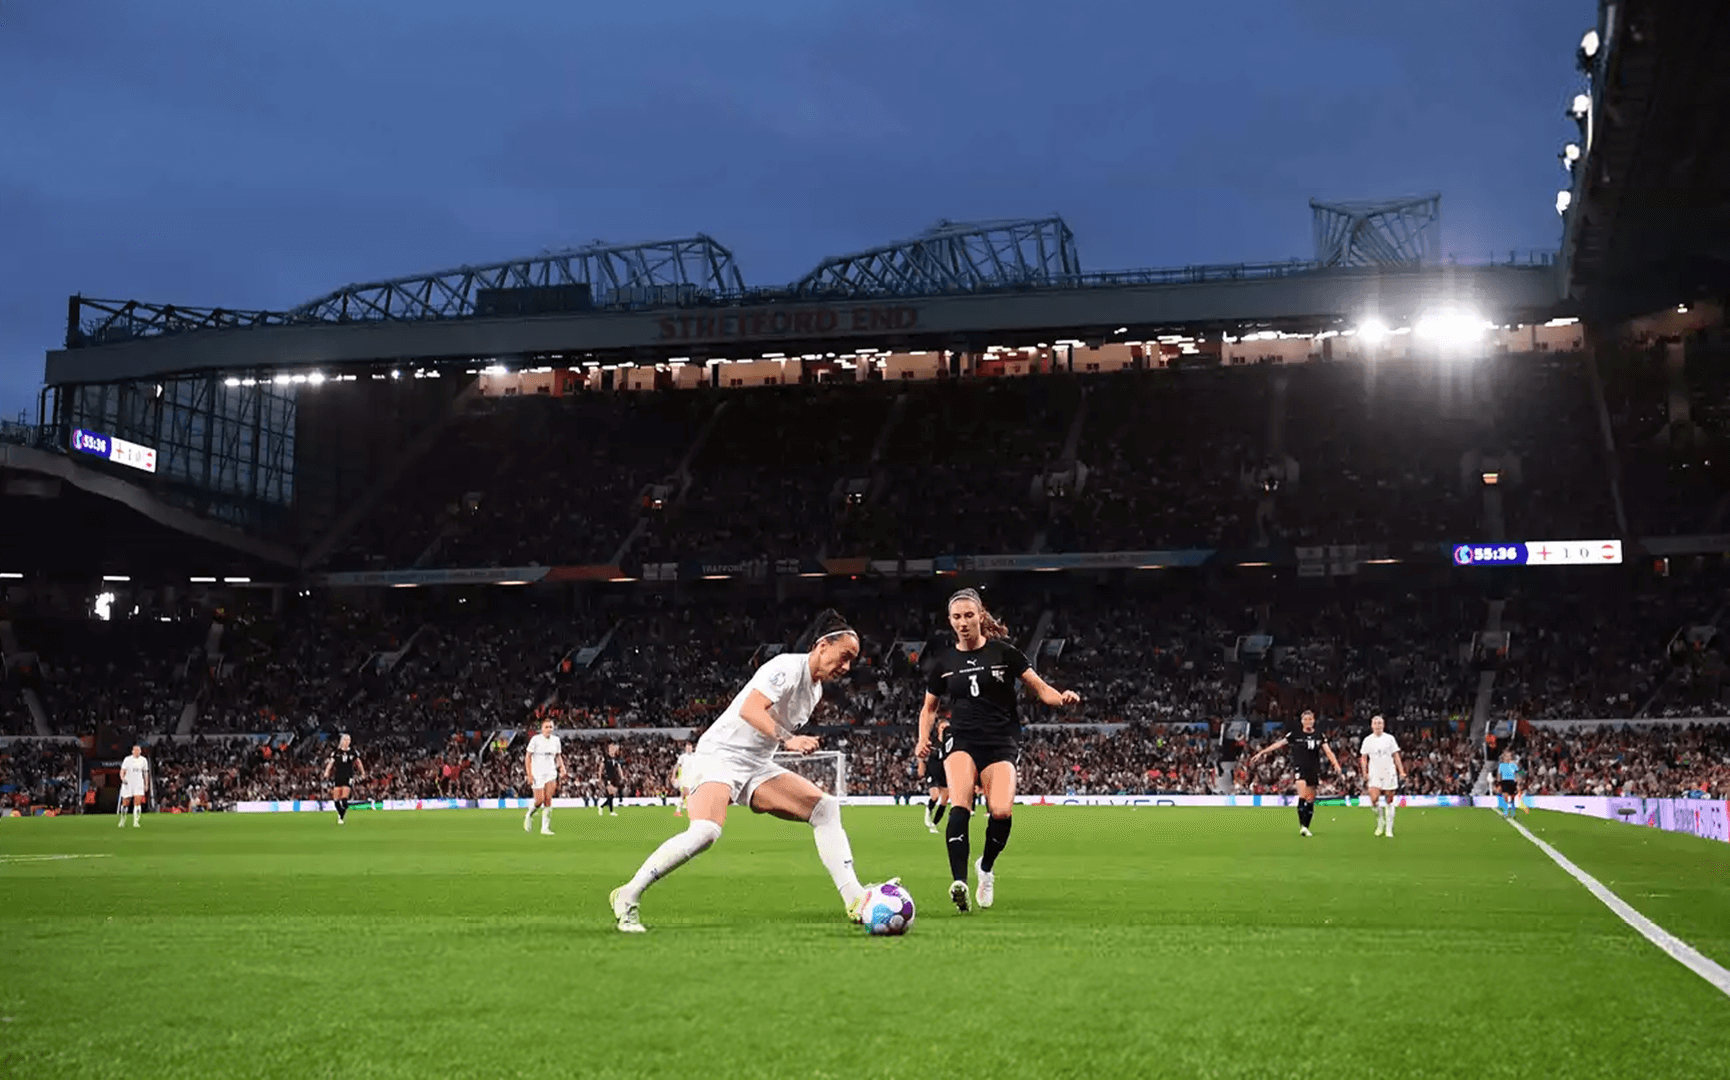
[530,770,558,790]
[120,783,145,800]
[1368,770,1400,792]
[683,751,788,808]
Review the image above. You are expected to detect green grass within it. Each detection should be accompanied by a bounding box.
[2,806,1727,1079]
[1517,809,1730,969]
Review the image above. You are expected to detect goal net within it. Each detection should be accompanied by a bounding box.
[772,750,847,799]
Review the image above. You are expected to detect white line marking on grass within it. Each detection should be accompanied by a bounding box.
[0,853,113,863]
[1507,816,1730,999]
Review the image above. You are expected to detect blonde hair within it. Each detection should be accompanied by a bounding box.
[948,589,1010,641]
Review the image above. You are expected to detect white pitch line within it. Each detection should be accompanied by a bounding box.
[1507,816,1730,999]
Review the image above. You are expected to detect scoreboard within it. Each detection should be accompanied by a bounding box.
[70,428,157,474]
[1451,540,1623,567]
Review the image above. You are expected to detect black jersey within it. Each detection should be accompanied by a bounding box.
[1289,730,1325,774]
[330,747,358,784]
[925,640,1032,743]
[603,756,625,784]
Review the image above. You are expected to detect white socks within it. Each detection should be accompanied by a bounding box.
[1384,803,1395,830]
[622,820,722,904]
[809,795,865,908]
[132,807,140,825]
[541,808,553,829]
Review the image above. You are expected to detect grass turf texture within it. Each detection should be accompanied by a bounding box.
[3,807,1727,1079]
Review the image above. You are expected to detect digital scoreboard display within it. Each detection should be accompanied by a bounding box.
[1451,540,1622,567]
[71,428,157,474]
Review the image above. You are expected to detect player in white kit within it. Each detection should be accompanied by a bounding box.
[610,610,891,933]
[523,718,566,835]
[670,739,695,817]
[1358,715,1406,837]
[118,745,149,827]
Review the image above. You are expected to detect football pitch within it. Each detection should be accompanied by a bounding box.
[3,806,1727,1079]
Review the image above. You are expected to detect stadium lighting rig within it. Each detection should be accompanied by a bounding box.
[1414,309,1491,350]
[1354,318,1392,345]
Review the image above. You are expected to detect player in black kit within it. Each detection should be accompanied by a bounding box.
[916,589,1080,912]
[1248,709,1343,836]
[600,742,626,817]
[919,718,951,834]
[321,733,367,826]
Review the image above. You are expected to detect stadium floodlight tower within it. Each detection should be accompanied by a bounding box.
[792,216,1081,298]
[286,235,747,323]
[1310,194,1441,268]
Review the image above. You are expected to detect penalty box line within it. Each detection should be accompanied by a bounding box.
[1506,816,1730,1000]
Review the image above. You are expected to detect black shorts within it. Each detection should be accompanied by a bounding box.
[1297,766,1321,788]
[331,773,355,788]
[924,761,948,788]
[1499,780,1518,795]
[943,734,1019,771]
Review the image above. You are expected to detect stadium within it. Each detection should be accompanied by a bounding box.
[4,2,1730,1077]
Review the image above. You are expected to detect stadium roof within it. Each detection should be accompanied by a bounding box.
[1562,0,1730,317]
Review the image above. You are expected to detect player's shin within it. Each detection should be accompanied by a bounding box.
[808,795,864,907]
[945,806,972,882]
[622,820,721,903]
[980,814,1012,872]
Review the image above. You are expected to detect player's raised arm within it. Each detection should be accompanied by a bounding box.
[1018,667,1080,708]
[1250,737,1288,764]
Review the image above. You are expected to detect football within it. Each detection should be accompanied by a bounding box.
[858,882,916,936]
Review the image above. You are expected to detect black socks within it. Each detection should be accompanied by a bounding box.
[981,815,1012,872]
[945,806,972,881]
[1297,799,1313,828]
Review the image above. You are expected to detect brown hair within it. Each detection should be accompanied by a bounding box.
[948,589,1010,641]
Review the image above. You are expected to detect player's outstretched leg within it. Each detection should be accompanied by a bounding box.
[805,794,867,917]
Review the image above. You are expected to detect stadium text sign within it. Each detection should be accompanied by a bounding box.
[70,428,157,474]
[657,304,920,343]
[1451,540,1621,567]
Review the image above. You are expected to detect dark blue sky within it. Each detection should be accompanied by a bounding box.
[1,0,1588,420]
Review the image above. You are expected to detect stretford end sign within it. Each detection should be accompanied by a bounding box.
[657,304,920,343]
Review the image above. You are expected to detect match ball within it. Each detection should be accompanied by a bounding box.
[858,882,916,936]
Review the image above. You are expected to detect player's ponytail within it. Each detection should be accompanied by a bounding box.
[948,588,1010,640]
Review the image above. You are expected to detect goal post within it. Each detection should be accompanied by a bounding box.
[772,750,847,800]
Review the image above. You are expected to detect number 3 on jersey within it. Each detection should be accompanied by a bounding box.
[968,673,980,697]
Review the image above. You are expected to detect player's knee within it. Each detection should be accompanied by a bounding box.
[687,819,723,850]
[808,793,840,828]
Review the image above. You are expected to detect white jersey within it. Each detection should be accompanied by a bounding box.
[120,755,149,790]
[696,652,821,765]
[526,733,562,778]
[1360,732,1401,774]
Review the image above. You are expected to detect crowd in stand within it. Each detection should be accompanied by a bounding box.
[6,566,1727,740]
[304,347,1728,573]
[8,717,1728,816]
